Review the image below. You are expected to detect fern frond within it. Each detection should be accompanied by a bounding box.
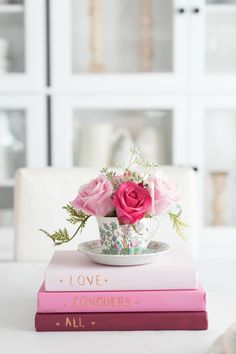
[40,204,90,246]
[63,204,88,224]
[39,228,70,246]
[168,208,189,239]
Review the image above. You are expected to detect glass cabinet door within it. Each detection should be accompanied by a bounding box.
[51,96,187,167]
[72,109,173,168]
[0,96,46,260]
[0,182,13,260]
[0,0,45,91]
[0,1,25,74]
[0,109,26,180]
[50,0,188,92]
[71,0,173,74]
[190,96,236,233]
[0,97,46,180]
[191,0,236,91]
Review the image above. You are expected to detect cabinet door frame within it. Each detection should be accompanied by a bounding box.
[50,0,189,94]
[189,95,236,230]
[51,94,188,167]
[0,95,46,261]
[0,0,46,92]
[0,95,47,180]
[190,0,236,92]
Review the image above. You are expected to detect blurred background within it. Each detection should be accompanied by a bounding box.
[0,0,236,260]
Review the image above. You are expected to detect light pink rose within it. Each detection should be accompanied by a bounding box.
[151,172,181,215]
[113,181,152,224]
[71,175,114,216]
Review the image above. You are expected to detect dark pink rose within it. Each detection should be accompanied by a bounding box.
[152,172,180,215]
[71,175,114,216]
[113,181,152,224]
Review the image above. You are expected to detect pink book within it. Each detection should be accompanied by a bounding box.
[38,283,206,313]
[45,251,198,291]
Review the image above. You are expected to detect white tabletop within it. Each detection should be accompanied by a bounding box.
[0,253,236,354]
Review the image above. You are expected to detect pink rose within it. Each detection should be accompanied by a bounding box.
[152,172,180,215]
[113,181,152,224]
[71,175,114,216]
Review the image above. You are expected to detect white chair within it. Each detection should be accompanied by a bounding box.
[14,166,199,262]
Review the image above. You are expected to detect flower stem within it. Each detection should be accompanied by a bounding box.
[58,216,90,245]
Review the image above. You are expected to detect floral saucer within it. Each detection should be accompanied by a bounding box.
[77,240,170,266]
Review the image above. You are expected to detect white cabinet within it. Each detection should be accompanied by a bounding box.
[50,0,188,93]
[0,0,45,92]
[50,0,236,93]
[0,0,47,260]
[51,95,187,168]
[191,0,236,91]
[0,95,47,259]
[1,0,236,259]
[49,0,236,241]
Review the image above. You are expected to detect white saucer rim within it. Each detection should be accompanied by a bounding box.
[77,239,170,258]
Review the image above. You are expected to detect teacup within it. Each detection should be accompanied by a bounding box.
[97,216,161,255]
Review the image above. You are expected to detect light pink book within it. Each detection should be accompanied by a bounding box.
[38,283,206,313]
[45,251,198,291]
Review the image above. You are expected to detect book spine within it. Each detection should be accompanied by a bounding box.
[35,312,208,331]
[45,269,197,291]
[38,288,206,313]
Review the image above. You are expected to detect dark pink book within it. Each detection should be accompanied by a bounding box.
[35,311,208,331]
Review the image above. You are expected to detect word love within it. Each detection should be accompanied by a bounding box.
[59,274,109,287]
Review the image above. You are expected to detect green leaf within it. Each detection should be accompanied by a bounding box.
[39,228,70,246]
[63,204,88,225]
[168,207,189,239]
[100,167,116,180]
[40,204,90,246]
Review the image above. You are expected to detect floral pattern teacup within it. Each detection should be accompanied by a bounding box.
[97,216,161,255]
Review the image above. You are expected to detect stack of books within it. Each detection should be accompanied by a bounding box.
[35,250,208,331]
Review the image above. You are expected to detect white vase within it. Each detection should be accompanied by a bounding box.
[111,128,134,166]
[136,126,158,162]
[76,122,113,167]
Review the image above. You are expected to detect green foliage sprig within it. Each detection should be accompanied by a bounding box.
[125,147,159,175]
[63,204,89,224]
[100,167,116,180]
[101,147,159,185]
[168,206,189,239]
[39,204,90,246]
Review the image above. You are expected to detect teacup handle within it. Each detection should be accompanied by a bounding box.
[146,215,162,242]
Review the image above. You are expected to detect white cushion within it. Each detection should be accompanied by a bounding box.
[14,166,198,262]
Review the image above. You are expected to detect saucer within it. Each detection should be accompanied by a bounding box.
[77,240,170,266]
